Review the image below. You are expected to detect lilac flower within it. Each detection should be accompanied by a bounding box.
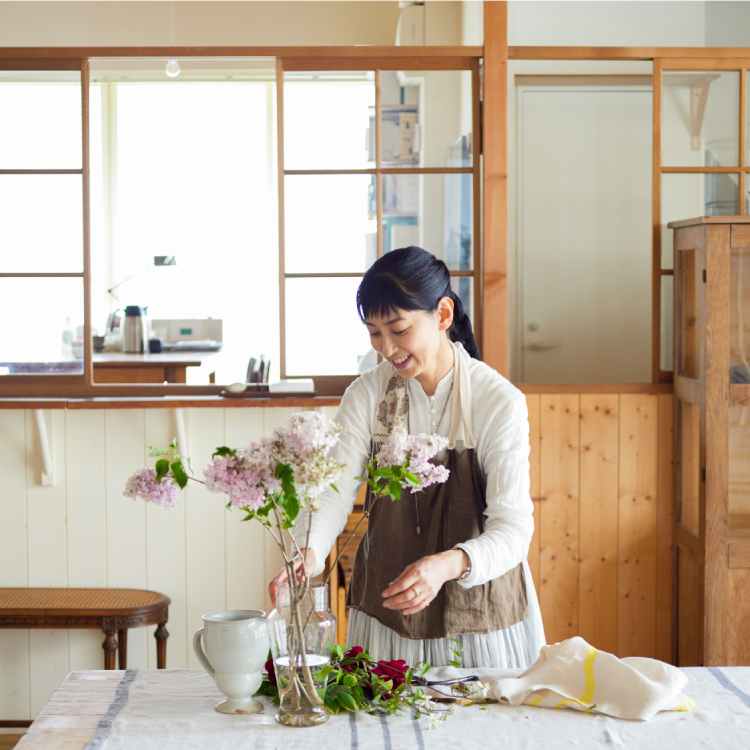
[376,428,450,493]
[203,438,281,510]
[123,466,179,509]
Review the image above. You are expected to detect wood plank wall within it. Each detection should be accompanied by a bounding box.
[0,393,674,722]
[526,393,674,662]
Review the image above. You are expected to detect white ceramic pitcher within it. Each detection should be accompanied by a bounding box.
[193,610,270,714]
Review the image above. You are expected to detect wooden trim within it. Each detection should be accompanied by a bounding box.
[703,223,730,665]
[282,57,476,72]
[0,272,84,278]
[662,58,750,71]
[509,47,750,62]
[675,523,701,557]
[731,225,750,247]
[472,58,482,351]
[653,58,663,384]
[284,167,473,175]
[660,269,675,276]
[482,1,508,376]
[669,216,750,229]
[661,167,745,174]
[515,383,673,395]
[0,58,82,71]
[0,46,483,60]
[0,169,83,175]
[740,69,747,217]
[675,375,701,404]
[375,69,383,261]
[730,383,750,406]
[276,59,287,380]
[515,74,653,87]
[0,720,32,728]
[82,58,92,387]
[285,273,364,279]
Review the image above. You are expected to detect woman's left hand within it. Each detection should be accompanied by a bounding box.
[382,549,468,615]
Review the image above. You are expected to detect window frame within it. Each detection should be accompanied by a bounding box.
[276,55,482,393]
[0,47,482,398]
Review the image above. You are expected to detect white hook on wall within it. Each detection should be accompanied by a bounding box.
[34,410,54,486]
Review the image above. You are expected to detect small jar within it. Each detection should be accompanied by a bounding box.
[267,583,336,727]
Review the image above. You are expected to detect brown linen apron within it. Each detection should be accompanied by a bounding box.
[347,371,529,640]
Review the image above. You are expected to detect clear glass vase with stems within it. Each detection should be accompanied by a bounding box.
[268,582,336,727]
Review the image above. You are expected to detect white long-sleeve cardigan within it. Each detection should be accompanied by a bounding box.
[295,343,546,668]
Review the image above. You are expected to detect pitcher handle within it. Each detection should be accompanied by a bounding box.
[193,628,215,678]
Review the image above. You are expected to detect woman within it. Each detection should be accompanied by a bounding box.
[269,246,545,669]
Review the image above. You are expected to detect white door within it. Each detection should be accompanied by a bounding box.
[516,86,652,383]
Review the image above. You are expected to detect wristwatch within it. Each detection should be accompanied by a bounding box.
[455,548,472,580]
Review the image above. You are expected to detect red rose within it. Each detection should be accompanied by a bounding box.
[372,659,409,689]
[264,656,277,687]
[342,646,366,672]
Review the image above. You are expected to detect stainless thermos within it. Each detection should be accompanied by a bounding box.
[122,305,149,353]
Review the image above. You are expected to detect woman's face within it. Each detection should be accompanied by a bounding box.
[363,299,454,381]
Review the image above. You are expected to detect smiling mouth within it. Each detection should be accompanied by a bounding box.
[392,355,412,369]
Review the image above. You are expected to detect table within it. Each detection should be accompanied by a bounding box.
[93,353,220,384]
[15,665,750,749]
[0,588,170,671]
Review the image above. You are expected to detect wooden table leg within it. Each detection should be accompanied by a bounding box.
[118,629,128,670]
[102,618,117,670]
[155,622,169,668]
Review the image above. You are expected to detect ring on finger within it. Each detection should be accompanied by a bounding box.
[411,585,420,598]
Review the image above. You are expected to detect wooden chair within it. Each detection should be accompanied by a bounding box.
[0,588,170,670]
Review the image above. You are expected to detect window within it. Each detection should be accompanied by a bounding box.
[278,62,479,390]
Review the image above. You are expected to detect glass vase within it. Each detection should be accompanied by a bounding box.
[268,583,336,727]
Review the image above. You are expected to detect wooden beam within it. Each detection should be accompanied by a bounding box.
[482,1,508,375]
[652,59,663,384]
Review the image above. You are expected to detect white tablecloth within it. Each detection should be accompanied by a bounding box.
[20,665,750,750]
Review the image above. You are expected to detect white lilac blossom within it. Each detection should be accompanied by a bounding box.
[375,428,450,493]
[123,466,179,509]
[270,412,347,508]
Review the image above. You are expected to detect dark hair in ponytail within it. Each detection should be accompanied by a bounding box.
[356,246,482,361]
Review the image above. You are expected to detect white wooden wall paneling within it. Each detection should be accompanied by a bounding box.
[25,410,69,717]
[104,409,148,671]
[0,406,328,721]
[144,410,187,669]
[184,408,227,669]
[224,409,266,614]
[66,409,107,676]
[0,409,30,721]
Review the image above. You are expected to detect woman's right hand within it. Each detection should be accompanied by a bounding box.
[268,548,317,606]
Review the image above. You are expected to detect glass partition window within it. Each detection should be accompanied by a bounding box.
[88,61,279,385]
[0,70,86,379]
[281,65,477,380]
[658,64,748,380]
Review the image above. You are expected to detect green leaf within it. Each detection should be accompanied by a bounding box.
[319,664,335,680]
[388,480,402,499]
[448,638,462,646]
[155,459,170,483]
[241,511,256,522]
[449,660,461,669]
[405,667,413,685]
[342,674,357,687]
[212,446,236,459]
[148,446,169,457]
[419,663,430,678]
[336,691,357,712]
[170,438,178,449]
[330,483,339,493]
[171,461,189,489]
[332,644,344,661]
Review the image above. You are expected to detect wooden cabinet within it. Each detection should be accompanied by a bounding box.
[671,216,750,666]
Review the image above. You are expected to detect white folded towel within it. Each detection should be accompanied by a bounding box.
[490,636,694,721]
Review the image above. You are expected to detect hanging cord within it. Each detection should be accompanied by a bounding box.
[737,248,750,425]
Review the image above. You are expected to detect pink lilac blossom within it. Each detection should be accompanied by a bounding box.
[203,438,281,510]
[123,466,179,509]
[376,428,450,493]
[202,413,346,512]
